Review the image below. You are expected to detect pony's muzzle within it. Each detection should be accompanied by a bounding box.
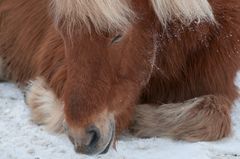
[66,115,115,155]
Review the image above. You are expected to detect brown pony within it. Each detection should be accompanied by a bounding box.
[0,0,240,155]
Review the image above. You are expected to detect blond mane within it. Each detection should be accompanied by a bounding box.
[51,0,215,33]
[151,0,216,26]
[51,0,134,32]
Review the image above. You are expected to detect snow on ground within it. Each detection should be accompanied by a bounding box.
[1,75,240,159]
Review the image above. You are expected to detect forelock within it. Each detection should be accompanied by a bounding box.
[150,0,216,27]
[51,0,135,33]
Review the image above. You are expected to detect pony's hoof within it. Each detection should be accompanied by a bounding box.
[25,77,64,133]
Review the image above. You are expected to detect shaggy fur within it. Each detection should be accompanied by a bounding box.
[151,0,216,26]
[132,95,231,141]
[0,0,240,154]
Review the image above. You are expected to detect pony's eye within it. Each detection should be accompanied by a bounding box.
[111,34,123,44]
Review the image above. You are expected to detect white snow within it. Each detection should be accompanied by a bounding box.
[1,75,240,159]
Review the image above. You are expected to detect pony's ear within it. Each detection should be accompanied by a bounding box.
[50,0,134,33]
[150,0,216,27]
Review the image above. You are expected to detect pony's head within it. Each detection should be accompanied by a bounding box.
[51,0,215,155]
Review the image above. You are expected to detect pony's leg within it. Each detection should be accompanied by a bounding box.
[131,95,232,141]
[25,77,64,133]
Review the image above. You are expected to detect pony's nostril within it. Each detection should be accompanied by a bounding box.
[86,125,100,148]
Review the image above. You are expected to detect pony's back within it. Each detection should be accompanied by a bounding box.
[0,0,57,82]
